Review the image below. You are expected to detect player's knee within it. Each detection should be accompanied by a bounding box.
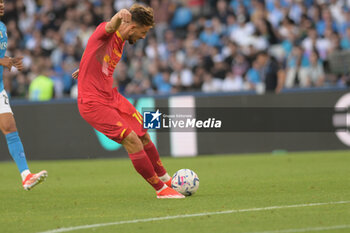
[122,131,143,153]
[140,133,151,146]
[3,128,17,135]
[0,122,17,135]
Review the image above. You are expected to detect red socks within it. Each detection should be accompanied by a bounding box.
[128,150,164,191]
[128,142,168,191]
[144,141,167,177]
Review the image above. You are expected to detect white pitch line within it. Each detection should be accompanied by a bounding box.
[38,200,350,233]
[248,224,350,233]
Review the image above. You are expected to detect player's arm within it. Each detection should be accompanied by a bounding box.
[0,56,24,71]
[105,9,132,33]
[72,69,79,79]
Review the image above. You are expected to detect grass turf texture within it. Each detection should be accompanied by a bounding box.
[0,151,349,233]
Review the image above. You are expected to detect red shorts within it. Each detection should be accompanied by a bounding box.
[78,90,146,144]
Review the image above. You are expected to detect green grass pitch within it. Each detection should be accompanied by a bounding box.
[0,151,349,233]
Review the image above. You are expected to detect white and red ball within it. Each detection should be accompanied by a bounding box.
[171,169,199,196]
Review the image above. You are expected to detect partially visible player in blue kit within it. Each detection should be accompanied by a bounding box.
[0,0,47,190]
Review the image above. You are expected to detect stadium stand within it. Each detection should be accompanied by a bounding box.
[2,0,350,100]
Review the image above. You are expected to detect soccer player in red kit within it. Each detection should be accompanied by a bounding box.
[73,4,184,199]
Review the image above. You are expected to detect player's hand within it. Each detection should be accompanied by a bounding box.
[2,56,13,70]
[116,9,132,24]
[106,8,132,33]
[72,69,79,79]
[12,56,24,71]
[117,9,135,36]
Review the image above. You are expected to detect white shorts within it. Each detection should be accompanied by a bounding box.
[0,90,13,114]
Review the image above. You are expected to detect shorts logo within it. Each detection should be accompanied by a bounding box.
[3,94,8,105]
[143,109,161,129]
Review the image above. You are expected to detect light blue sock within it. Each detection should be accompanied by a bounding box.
[6,131,29,173]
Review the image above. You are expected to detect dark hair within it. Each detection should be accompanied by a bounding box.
[256,50,269,57]
[129,4,155,27]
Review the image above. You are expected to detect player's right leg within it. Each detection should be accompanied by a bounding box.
[122,131,184,199]
[140,132,172,187]
[0,109,47,191]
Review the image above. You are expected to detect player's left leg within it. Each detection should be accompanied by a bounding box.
[0,113,29,177]
[0,89,47,190]
[0,113,47,190]
[140,132,172,187]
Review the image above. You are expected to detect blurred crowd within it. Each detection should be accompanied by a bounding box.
[3,0,350,100]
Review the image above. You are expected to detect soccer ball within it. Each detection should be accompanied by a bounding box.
[171,169,199,196]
